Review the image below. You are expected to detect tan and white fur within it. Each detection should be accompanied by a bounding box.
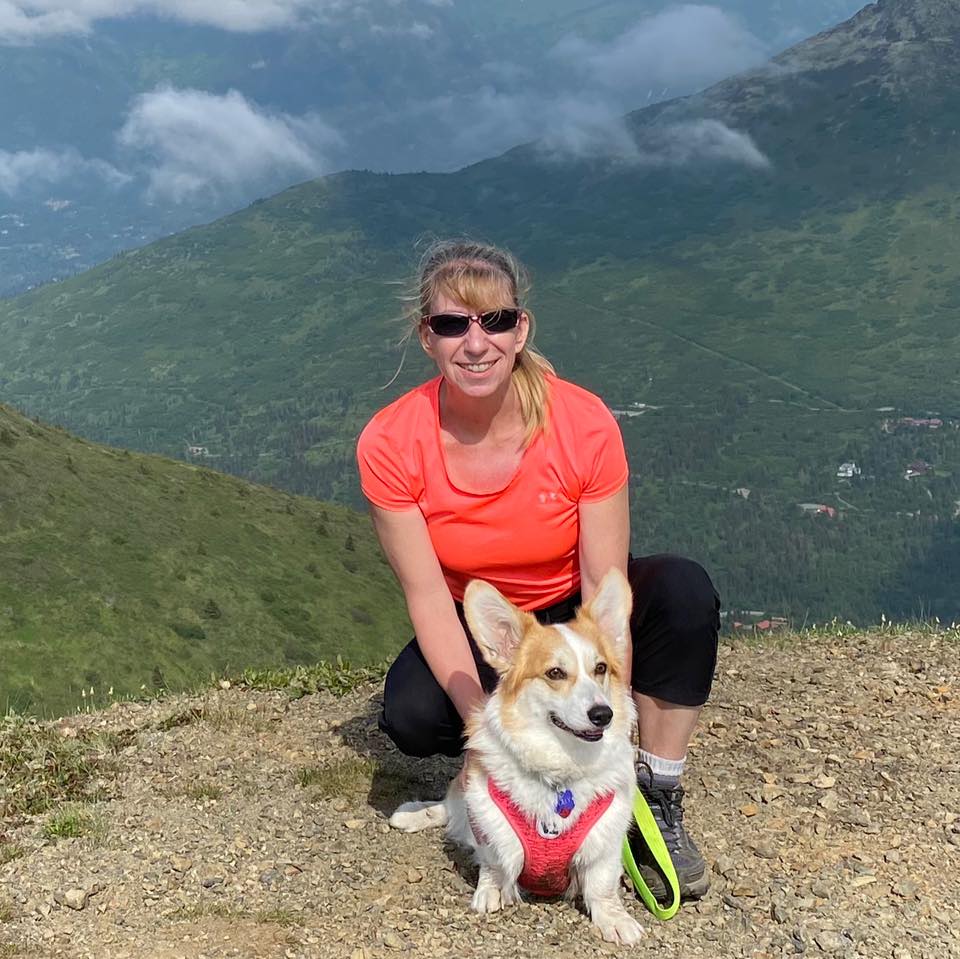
[389,569,643,945]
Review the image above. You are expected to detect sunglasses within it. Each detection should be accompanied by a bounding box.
[422,308,521,337]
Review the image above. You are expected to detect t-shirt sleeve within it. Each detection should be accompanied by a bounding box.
[356,417,419,511]
[578,402,629,503]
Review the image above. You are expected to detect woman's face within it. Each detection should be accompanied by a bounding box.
[420,290,529,402]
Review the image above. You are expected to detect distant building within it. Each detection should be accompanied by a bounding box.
[734,487,751,500]
[187,445,210,457]
[904,460,933,480]
[836,461,861,479]
[798,503,837,518]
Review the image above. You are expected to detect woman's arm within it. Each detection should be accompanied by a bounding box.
[578,483,631,669]
[369,503,488,721]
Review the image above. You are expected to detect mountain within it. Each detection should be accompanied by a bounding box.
[0,1,863,295]
[0,403,407,718]
[1,0,959,624]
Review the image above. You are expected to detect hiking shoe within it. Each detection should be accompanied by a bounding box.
[627,769,709,902]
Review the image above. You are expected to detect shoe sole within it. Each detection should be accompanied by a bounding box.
[631,868,710,903]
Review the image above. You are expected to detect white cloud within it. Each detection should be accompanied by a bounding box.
[117,86,342,203]
[0,0,338,40]
[0,147,127,195]
[552,5,768,100]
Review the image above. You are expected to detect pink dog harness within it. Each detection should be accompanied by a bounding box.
[485,778,614,897]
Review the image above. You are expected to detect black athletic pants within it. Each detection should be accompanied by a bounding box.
[378,553,720,758]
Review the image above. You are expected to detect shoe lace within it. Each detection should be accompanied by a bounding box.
[641,783,686,851]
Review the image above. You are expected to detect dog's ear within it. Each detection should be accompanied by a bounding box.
[463,579,531,673]
[581,568,633,660]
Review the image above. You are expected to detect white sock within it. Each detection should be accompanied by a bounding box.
[638,749,685,787]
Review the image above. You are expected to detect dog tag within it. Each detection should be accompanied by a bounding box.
[536,818,562,840]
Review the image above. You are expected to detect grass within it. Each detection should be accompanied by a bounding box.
[236,657,388,699]
[0,713,118,819]
[297,755,416,809]
[180,782,223,802]
[40,805,103,842]
[0,402,409,720]
[0,843,24,865]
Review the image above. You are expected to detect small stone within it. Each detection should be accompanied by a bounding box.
[884,849,902,864]
[382,931,405,950]
[59,889,89,911]
[731,883,759,898]
[814,930,850,953]
[812,774,836,789]
[407,868,423,884]
[713,855,737,877]
[170,856,193,873]
[811,881,833,899]
[818,791,840,811]
[893,949,912,959]
[770,902,788,923]
[893,879,920,900]
[849,875,877,889]
[344,819,365,830]
[739,803,759,817]
[751,842,778,860]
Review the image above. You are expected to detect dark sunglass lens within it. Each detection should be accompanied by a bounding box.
[429,314,470,336]
[480,309,520,333]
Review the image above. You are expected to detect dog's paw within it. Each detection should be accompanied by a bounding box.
[471,884,504,914]
[593,908,645,945]
[388,801,448,832]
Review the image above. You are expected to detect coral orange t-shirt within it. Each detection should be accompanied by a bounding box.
[356,375,628,610]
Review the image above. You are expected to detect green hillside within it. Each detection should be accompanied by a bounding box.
[0,0,958,624]
[0,404,407,718]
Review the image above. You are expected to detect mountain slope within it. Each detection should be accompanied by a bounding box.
[0,404,407,717]
[1,0,958,622]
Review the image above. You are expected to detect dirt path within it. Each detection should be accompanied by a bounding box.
[1,630,958,958]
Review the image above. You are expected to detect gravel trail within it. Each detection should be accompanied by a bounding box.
[1,631,958,958]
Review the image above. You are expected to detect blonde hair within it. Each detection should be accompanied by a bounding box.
[407,239,555,444]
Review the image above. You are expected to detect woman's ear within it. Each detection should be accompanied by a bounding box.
[514,311,530,354]
[418,320,435,357]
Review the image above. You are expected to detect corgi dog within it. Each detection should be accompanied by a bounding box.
[389,568,643,945]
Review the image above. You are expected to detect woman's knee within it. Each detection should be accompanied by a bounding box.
[629,553,720,633]
[378,650,463,758]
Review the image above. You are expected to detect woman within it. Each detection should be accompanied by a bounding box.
[356,240,720,901]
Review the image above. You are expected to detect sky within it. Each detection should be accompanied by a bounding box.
[0,0,865,291]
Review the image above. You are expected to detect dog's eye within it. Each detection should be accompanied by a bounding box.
[545,667,566,681]
[595,662,607,676]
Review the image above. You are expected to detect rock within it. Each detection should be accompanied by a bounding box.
[892,879,920,900]
[407,868,423,884]
[813,774,837,789]
[884,849,902,864]
[731,882,759,898]
[713,855,737,877]
[381,931,405,949]
[170,856,193,873]
[818,791,840,811]
[770,902,789,923]
[814,929,850,952]
[751,842,779,860]
[57,888,89,911]
[739,803,760,817]
[344,819,365,830]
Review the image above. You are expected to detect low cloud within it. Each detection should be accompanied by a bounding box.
[552,4,768,100]
[117,86,342,203]
[0,0,343,40]
[0,146,127,195]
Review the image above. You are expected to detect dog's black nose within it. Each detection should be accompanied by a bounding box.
[587,704,613,728]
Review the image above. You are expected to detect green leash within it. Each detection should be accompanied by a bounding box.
[621,787,681,920]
